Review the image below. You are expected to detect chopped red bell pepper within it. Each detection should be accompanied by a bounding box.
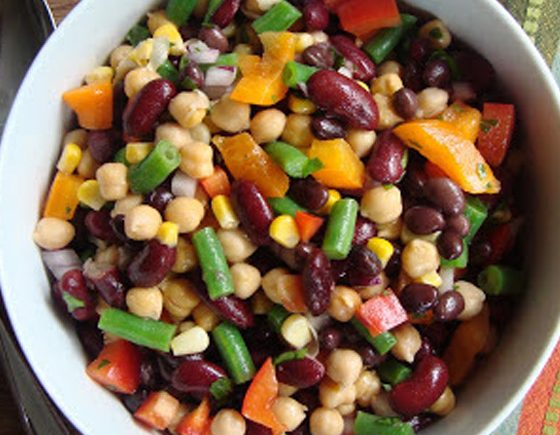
[486,223,514,265]
[134,391,180,430]
[322,0,346,11]
[336,0,401,40]
[295,211,324,243]
[176,397,212,435]
[86,340,141,394]
[200,166,232,198]
[477,103,515,167]
[242,358,286,435]
[355,289,408,336]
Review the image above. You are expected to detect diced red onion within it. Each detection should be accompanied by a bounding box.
[42,249,81,280]
[451,81,477,102]
[187,39,220,64]
[337,66,353,79]
[172,171,198,198]
[202,85,232,100]
[205,66,237,87]
[438,267,455,293]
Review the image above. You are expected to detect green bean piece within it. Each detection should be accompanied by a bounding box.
[354,412,414,435]
[283,61,318,89]
[166,0,197,26]
[322,198,359,260]
[364,14,418,64]
[204,0,224,24]
[440,241,468,268]
[127,24,150,47]
[252,1,303,34]
[478,265,523,295]
[98,308,177,352]
[265,141,323,178]
[128,140,181,194]
[377,358,412,385]
[212,322,256,384]
[209,377,234,401]
[464,196,488,245]
[268,197,308,217]
[268,305,290,332]
[113,147,129,166]
[157,60,180,84]
[192,227,235,300]
[351,318,396,355]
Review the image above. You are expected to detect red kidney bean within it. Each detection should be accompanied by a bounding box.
[127,239,176,287]
[409,38,432,63]
[199,27,229,53]
[172,359,228,394]
[231,180,274,246]
[308,70,379,130]
[289,178,329,211]
[413,337,434,364]
[312,115,346,140]
[87,130,117,164]
[55,269,96,321]
[302,247,334,315]
[352,216,377,245]
[403,62,423,93]
[84,209,118,243]
[399,283,438,315]
[180,61,205,90]
[330,259,348,283]
[276,357,325,388]
[469,240,492,266]
[145,186,174,214]
[303,43,335,69]
[303,0,330,31]
[246,420,273,435]
[84,261,126,308]
[389,355,449,418]
[454,51,495,92]
[446,214,470,237]
[123,79,177,139]
[347,245,382,287]
[269,242,314,272]
[367,130,406,184]
[330,35,376,82]
[404,206,445,235]
[319,326,342,351]
[393,88,418,120]
[437,229,464,260]
[75,321,104,360]
[424,178,466,216]
[433,291,465,322]
[423,59,451,88]
[294,388,320,412]
[211,0,241,27]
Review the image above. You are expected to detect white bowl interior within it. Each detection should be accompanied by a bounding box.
[1,0,559,434]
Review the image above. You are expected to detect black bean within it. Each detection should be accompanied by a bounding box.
[404,206,445,235]
[319,326,342,351]
[384,242,402,279]
[393,88,418,120]
[311,116,346,140]
[437,230,464,260]
[409,38,432,63]
[403,167,428,199]
[399,283,438,315]
[198,27,229,53]
[423,59,451,88]
[180,62,205,90]
[302,43,335,69]
[357,345,385,368]
[469,240,492,266]
[446,214,470,237]
[289,178,329,211]
[424,178,466,216]
[434,291,465,321]
[347,245,382,286]
[352,216,377,245]
[403,62,423,93]
[87,130,116,164]
[145,186,174,214]
[122,389,149,413]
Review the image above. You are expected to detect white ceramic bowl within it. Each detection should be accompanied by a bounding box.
[1,0,560,433]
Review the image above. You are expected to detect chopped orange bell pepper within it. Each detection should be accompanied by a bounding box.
[393,120,500,194]
[200,166,231,198]
[307,138,365,189]
[63,82,113,130]
[441,101,482,143]
[260,32,297,64]
[295,211,324,243]
[134,391,180,430]
[214,133,289,198]
[176,397,212,435]
[43,171,84,220]
[336,0,401,40]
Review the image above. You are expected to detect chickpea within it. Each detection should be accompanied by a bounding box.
[180,141,214,179]
[326,349,363,387]
[278,383,298,397]
[217,228,257,263]
[378,60,403,77]
[373,93,404,130]
[402,239,440,278]
[124,205,162,241]
[262,268,290,304]
[272,397,307,432]
[111,194,143,218]
[165,197,205,233]
[319,377,356,409]
[370,391,398,417]
[96,163,128,201]
[231,263,261,299]
[327,286,361,322]
[250,109,287,144]
[126,287,163,320]
[296,32,315,53]
[360,185,403,225]
[337,403,355,416]
[161,278,200,319]
[210,409,246,435]
[110,45,133,69]
[172,237,198,273]
[33,217,75,250]
[211,96,251,133]
[189,122,211,144]
[77,148,99,179]
[377,218,403,240]
[94,245,119,266]
[311,31,329,44]
[455,280,486,320]
[124,67,160,98]
[346,129,376,159]
[358,272,390,299]
[416,88,449,119]
[156,123,193,149]
[400,224,440,245]
[429,386,456,416]
[147,10,174,34]
[282,114,314,148]
[371,73,403,97]
[63,129,88,149]
[192,303,220,331]
[391,323,422,363]
[355,371,381,407]
[309,408,344,435]
[251,290,274,315]
[419,19,452,50]
[170,91,210,129]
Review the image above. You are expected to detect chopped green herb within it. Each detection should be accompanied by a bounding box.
[382,184,394,190]
[451,103,464,113]
[477,163,487,180]
[480,118,499,133]
[429,27,443,40]
[273,348,307,365]
[97,359,111,370]
[62,292,85,312]
[209,377,233,401]
[126,24,150,46]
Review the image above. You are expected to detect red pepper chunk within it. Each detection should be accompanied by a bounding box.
[295,211,324,243]
[176,397,212,435]
[86,340,141,394]
[477,103,515,167]
[134,391,180,430]
[337,0,401,39]
[355,290,408,336]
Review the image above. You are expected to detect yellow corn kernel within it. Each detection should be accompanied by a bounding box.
[414,270,442,287]
[56,143,83,175]
[154,23,185,56]
[125,142,153,164]
[77,180,106,211]
[211,195,239,229]
[85,66,114,85]
[318,189,341,215]
[357,81,370,92]
[269,215,300,249]
[129,39,153,66]
[367,237,395,268]
[295,32,315,53]
[157,222,180,247]
[288,95,317,115]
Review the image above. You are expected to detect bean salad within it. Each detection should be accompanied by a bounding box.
[33,0,527,433]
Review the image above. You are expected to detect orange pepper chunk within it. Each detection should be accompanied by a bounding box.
[260,31,297,63]
[43,171,84,220]
[307,138,365,189]
[441,101,482,143]
[214,133,289,198]
[393,120,500,194]
[63,82,113,130]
